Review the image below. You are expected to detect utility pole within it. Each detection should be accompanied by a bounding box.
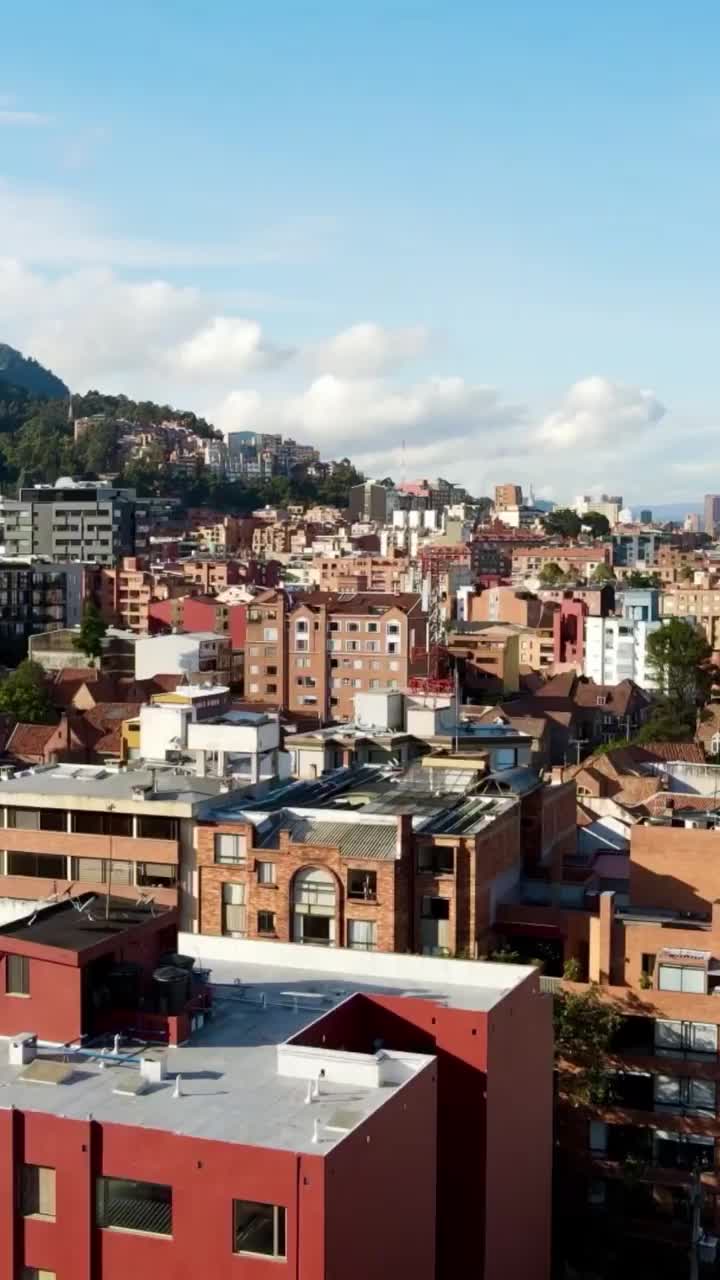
[105,802,115,921]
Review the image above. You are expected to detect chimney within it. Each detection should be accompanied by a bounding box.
[396,812,412,859]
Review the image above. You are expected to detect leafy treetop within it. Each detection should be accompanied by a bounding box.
[0,660,57,724]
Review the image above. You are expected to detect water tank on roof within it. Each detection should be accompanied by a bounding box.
[153,966,190,1015]
[159,952,196,973]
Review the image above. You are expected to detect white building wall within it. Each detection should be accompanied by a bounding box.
[135,634,202,679]
[584,617,660,690]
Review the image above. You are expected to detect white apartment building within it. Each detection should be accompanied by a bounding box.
[134,632,232,681]
[584,616,661,690]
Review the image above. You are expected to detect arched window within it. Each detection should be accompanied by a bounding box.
[293,867,337,946]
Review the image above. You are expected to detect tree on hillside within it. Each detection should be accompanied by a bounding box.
[0,661,56,724]
[539,561,566,586]
[73,601,108,664]
[582,511,611,538]
[541,508,582,538]
[679,563,696,583]
[591,563,615,583]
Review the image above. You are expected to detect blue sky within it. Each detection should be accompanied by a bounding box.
[2,0,719,503]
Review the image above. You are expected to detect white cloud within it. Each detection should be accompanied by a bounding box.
[312,322,431,377]
[0,110,52,126]
[0,178,333,269]
[537,375,666,447]
[0,258,292,392]
[212,373,524,452]
[168,317,294,376]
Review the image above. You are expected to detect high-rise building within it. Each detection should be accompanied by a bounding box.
[347,481,396,523]
[494,483,523,511]
[704,493,720,535]
[4,481,154,565]
[0,560,85,662]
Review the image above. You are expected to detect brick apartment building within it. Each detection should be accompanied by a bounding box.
[95,557,154,633]
[244,590,428,720]
[313,553,409,594]
[445,623,520,697]
[512,544,612,580]
[495,810,720,1276]
[193,764,576,954]
[0,897,552,1280]
[0,763,231,924]
[662,585,720,649]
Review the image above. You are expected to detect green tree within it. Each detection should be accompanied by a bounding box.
[0,661,56,724]
[73,601,108,664]
[541,508,582,538]
[538,561,566,586]
[582,511,611,538]
[591,562,615,583]
[645,617,713,713]
[624,570,661,588]
[553,986,621,1106]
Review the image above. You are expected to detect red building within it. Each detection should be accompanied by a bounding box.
[0,904,552,1280]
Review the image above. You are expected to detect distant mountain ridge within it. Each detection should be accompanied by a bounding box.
[0,343,69,400]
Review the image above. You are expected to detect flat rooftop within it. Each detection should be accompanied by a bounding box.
[0,895,169,954]
[203,762,515,844]
[0,763,240,808]
[0,938,533,1152]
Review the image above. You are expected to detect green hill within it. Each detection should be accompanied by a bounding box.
[0,343,69,400]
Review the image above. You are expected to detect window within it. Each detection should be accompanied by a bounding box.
[215,833,247,865]
[70,857,131,885]
[266,683,277,694]
[346,641,359,652]
[7,954,29,996]
[641,953,656,977]
[295,638,308,652]
[367,622,378,633]
[421,896,450,920]
[257,861,276,885]
[658,965,706,993]
[366,641,378,652]
[222,882,246,937]
[348,869,377,900]
[655,1019,718,1057]
[22,1165,55,1219]
[417,846,454,875]
[7,852,66,879]
[589,1120,608,1153]
[136,863,177,889]
[263,627,278,642]
[655,1075,716,1115]
[233,1200,286,1259]
[295,619,309,634]
[346,622,360,632]
[347,919,376,951]
[96,1176,172,1236]
[353,660,363,670]
[257,911,276,934]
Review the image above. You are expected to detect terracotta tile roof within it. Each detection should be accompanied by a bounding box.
[644,793,720,816]
[6,721,57,758]
[53,667,99,684]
